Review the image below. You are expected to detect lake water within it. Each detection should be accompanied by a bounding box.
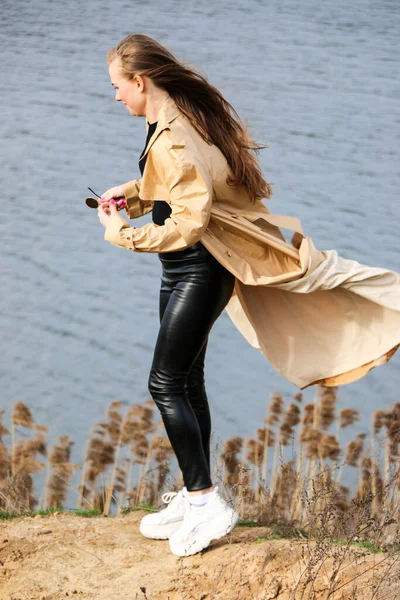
[1,0,399,504]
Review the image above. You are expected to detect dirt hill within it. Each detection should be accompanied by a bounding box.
[0,510,398,600]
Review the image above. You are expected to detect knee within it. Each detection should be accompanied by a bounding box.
[148,367,186,398]
[148,369,161,398]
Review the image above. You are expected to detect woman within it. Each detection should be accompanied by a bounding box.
[96,34,400,557]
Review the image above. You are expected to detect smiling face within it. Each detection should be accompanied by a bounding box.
[108,59,146,116]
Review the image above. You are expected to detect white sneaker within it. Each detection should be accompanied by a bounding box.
[168,486,239,556]
[139,488,186,540]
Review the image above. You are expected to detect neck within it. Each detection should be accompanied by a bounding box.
[145,92,170,124]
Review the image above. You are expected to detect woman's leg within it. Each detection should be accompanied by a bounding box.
[149,262,234,492]
[160,283,212,474]
[185,341,212,473]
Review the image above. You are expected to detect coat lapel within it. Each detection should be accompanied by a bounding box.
[140,97,181,161]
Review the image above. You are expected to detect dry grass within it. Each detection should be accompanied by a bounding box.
[0,387,399,598]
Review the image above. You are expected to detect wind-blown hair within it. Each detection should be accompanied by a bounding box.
[107,34,272,202]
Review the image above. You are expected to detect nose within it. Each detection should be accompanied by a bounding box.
[115,90,121,102]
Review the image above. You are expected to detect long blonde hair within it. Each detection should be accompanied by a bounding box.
[107,34,272,203]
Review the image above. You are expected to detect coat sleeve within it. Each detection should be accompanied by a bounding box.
[104,156,213,253]
[122,178,154,219]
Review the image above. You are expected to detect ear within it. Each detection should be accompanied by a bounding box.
[134,74,146,93]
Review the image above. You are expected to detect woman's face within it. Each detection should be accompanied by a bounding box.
[108,59,145,116]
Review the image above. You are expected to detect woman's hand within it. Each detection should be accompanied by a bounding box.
[99,185,127,215]
[101,185,126,202]
[98,199,118,228]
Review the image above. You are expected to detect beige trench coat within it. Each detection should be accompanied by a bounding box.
[104,97,400,389]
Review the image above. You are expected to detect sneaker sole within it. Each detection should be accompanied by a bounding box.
[169,511,239,556]
[139,519,184,540]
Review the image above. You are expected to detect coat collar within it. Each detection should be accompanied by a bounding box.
[142,96,181,160]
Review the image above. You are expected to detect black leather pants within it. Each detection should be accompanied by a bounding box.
[148,241,235,492]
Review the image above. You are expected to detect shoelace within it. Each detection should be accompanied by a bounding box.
[161,491,179,504]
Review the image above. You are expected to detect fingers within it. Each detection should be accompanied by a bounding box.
[101,186,125,202]
[97,204,107,226]
[116,198,127,210]
[95,187,126,218]
[99,199,111,214]
[97,199,120,218]
[100,189,116,202]
[98,198,125,211]
[99,198,126,212]
[98,203,111,217]
[109,199,118,215]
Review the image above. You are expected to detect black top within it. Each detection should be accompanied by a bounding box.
[139,121,172,226]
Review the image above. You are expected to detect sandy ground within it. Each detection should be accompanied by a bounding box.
[0,510,399,600]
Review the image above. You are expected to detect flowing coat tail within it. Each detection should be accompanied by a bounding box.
[206,212,400,389]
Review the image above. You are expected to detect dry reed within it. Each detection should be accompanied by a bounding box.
[0,386,399,554]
